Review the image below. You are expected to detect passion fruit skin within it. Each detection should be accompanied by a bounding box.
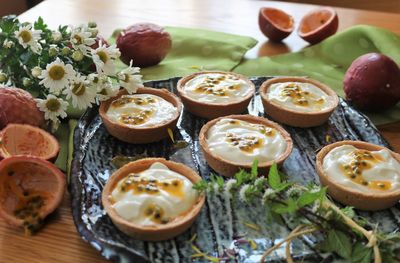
[117,23,172,67]
[298,7,338,45]
[258,7,294,42]
[0,87,45,129]
[344,53,400,111]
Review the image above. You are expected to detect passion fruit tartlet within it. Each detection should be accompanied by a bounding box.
[99,87,182,144]
[102,158,205,241]
[0,156,66,234]
[260,77,339,127]
[0,124,60,162]
[177,71,255,119]
[199,115,293,177]
[316,140,400,211]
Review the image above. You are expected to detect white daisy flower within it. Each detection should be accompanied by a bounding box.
[51,30,62,43]
[70,24,96,54]
[239,184,251,202]
[261,189,275,205]
[3,39,14,49]
[14,24,42,54]
[117,61,144,94]
[91,44,120,75]
[35,94,68,122]
[88,73,119,101]
[39,57,76,94]
[63,74,96,110]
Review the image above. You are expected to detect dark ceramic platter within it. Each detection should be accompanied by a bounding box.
[70,77,400,263]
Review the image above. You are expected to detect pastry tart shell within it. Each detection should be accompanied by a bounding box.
[316,140,400,211]
[199,114,293,177]
[102,158,205,241]
[99,87,182,144]
[260,77,339,127]
[177,71,255,119]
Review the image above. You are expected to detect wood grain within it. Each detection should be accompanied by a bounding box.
[0,0,399,262]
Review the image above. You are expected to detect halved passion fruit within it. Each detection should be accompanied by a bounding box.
[0,156,66,234]
[258,7,294,42]
[0,124,60,162]
[298,7,338,44]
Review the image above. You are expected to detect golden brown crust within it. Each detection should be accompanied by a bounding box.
[99,87,182,144]
[177,71,255,119]
[102,158,205,241]
[316,140,400,211]
[0,156,65,227]
[199,114,293,177]
[260,77,339,127]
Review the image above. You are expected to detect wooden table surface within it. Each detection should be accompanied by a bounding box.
[1,0,399,262]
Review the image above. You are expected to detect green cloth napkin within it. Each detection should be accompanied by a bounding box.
[234,25,400,125]
[113,26,258,80]
[60,25,400,174]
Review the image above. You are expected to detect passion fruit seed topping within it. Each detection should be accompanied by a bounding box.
[281,83,325,106]
[226,132,264,153]
[194,75,240,96]
[118,109,154,125]
[112,96,157,108]
[341,150,391,190]
[118,173,184,198]
[144,204,170,224]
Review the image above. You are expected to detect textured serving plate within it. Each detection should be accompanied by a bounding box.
[71,77,400,263]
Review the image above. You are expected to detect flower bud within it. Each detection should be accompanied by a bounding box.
[31,66,42,78]
[52,31,62,42]
[72,50,84,61]
[3,40,14,49]
[23,77,32,87]
[61,46,71,56]
[88,22,97,28]
[0,72,7,83]
[48,46,59,57]
[89,28,98,38]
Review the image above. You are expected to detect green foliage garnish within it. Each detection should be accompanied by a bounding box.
[193,161,400,262]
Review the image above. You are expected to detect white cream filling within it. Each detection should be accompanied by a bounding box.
[322,145,400,193]
[182,73,253,104]
[111,162,198,226]
[106,94,177,128]
[206,118,287,165]
[267,81,333,113]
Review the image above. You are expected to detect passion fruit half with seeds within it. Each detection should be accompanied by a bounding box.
[0,156,65,234]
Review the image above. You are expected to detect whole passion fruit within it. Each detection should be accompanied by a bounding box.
[344,53,400,111]
[0,87,45,129]
[117,23,172,67]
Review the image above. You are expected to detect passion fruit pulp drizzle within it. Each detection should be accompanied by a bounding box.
[194,74,239,96]
[115,172,185,224]
[225,120,275,153]
[4,170,47,235]
[281,83,324,106]
[341,149,391,190]
[111,96,157,126]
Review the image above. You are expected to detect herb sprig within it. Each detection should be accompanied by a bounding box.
[193,161,400,263]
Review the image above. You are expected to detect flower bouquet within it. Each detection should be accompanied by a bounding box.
[0,15,143,130]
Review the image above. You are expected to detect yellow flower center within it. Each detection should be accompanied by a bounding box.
[19,30,32,43]
[48,65,65,80]
[71,82,86,96]
[97,51,108,63]
[73,34,82,45]
[45,98,61,112]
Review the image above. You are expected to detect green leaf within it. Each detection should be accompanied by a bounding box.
[297,187,326,208]
[0,15,18,34]
[268,163,281,190]
[271,198,298,214]
[234,169,248,185]
[250,159,258,180]
[351,242,372,263]
[340,206,355,219]
[34,16,47,31]
[327,230,352,259]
